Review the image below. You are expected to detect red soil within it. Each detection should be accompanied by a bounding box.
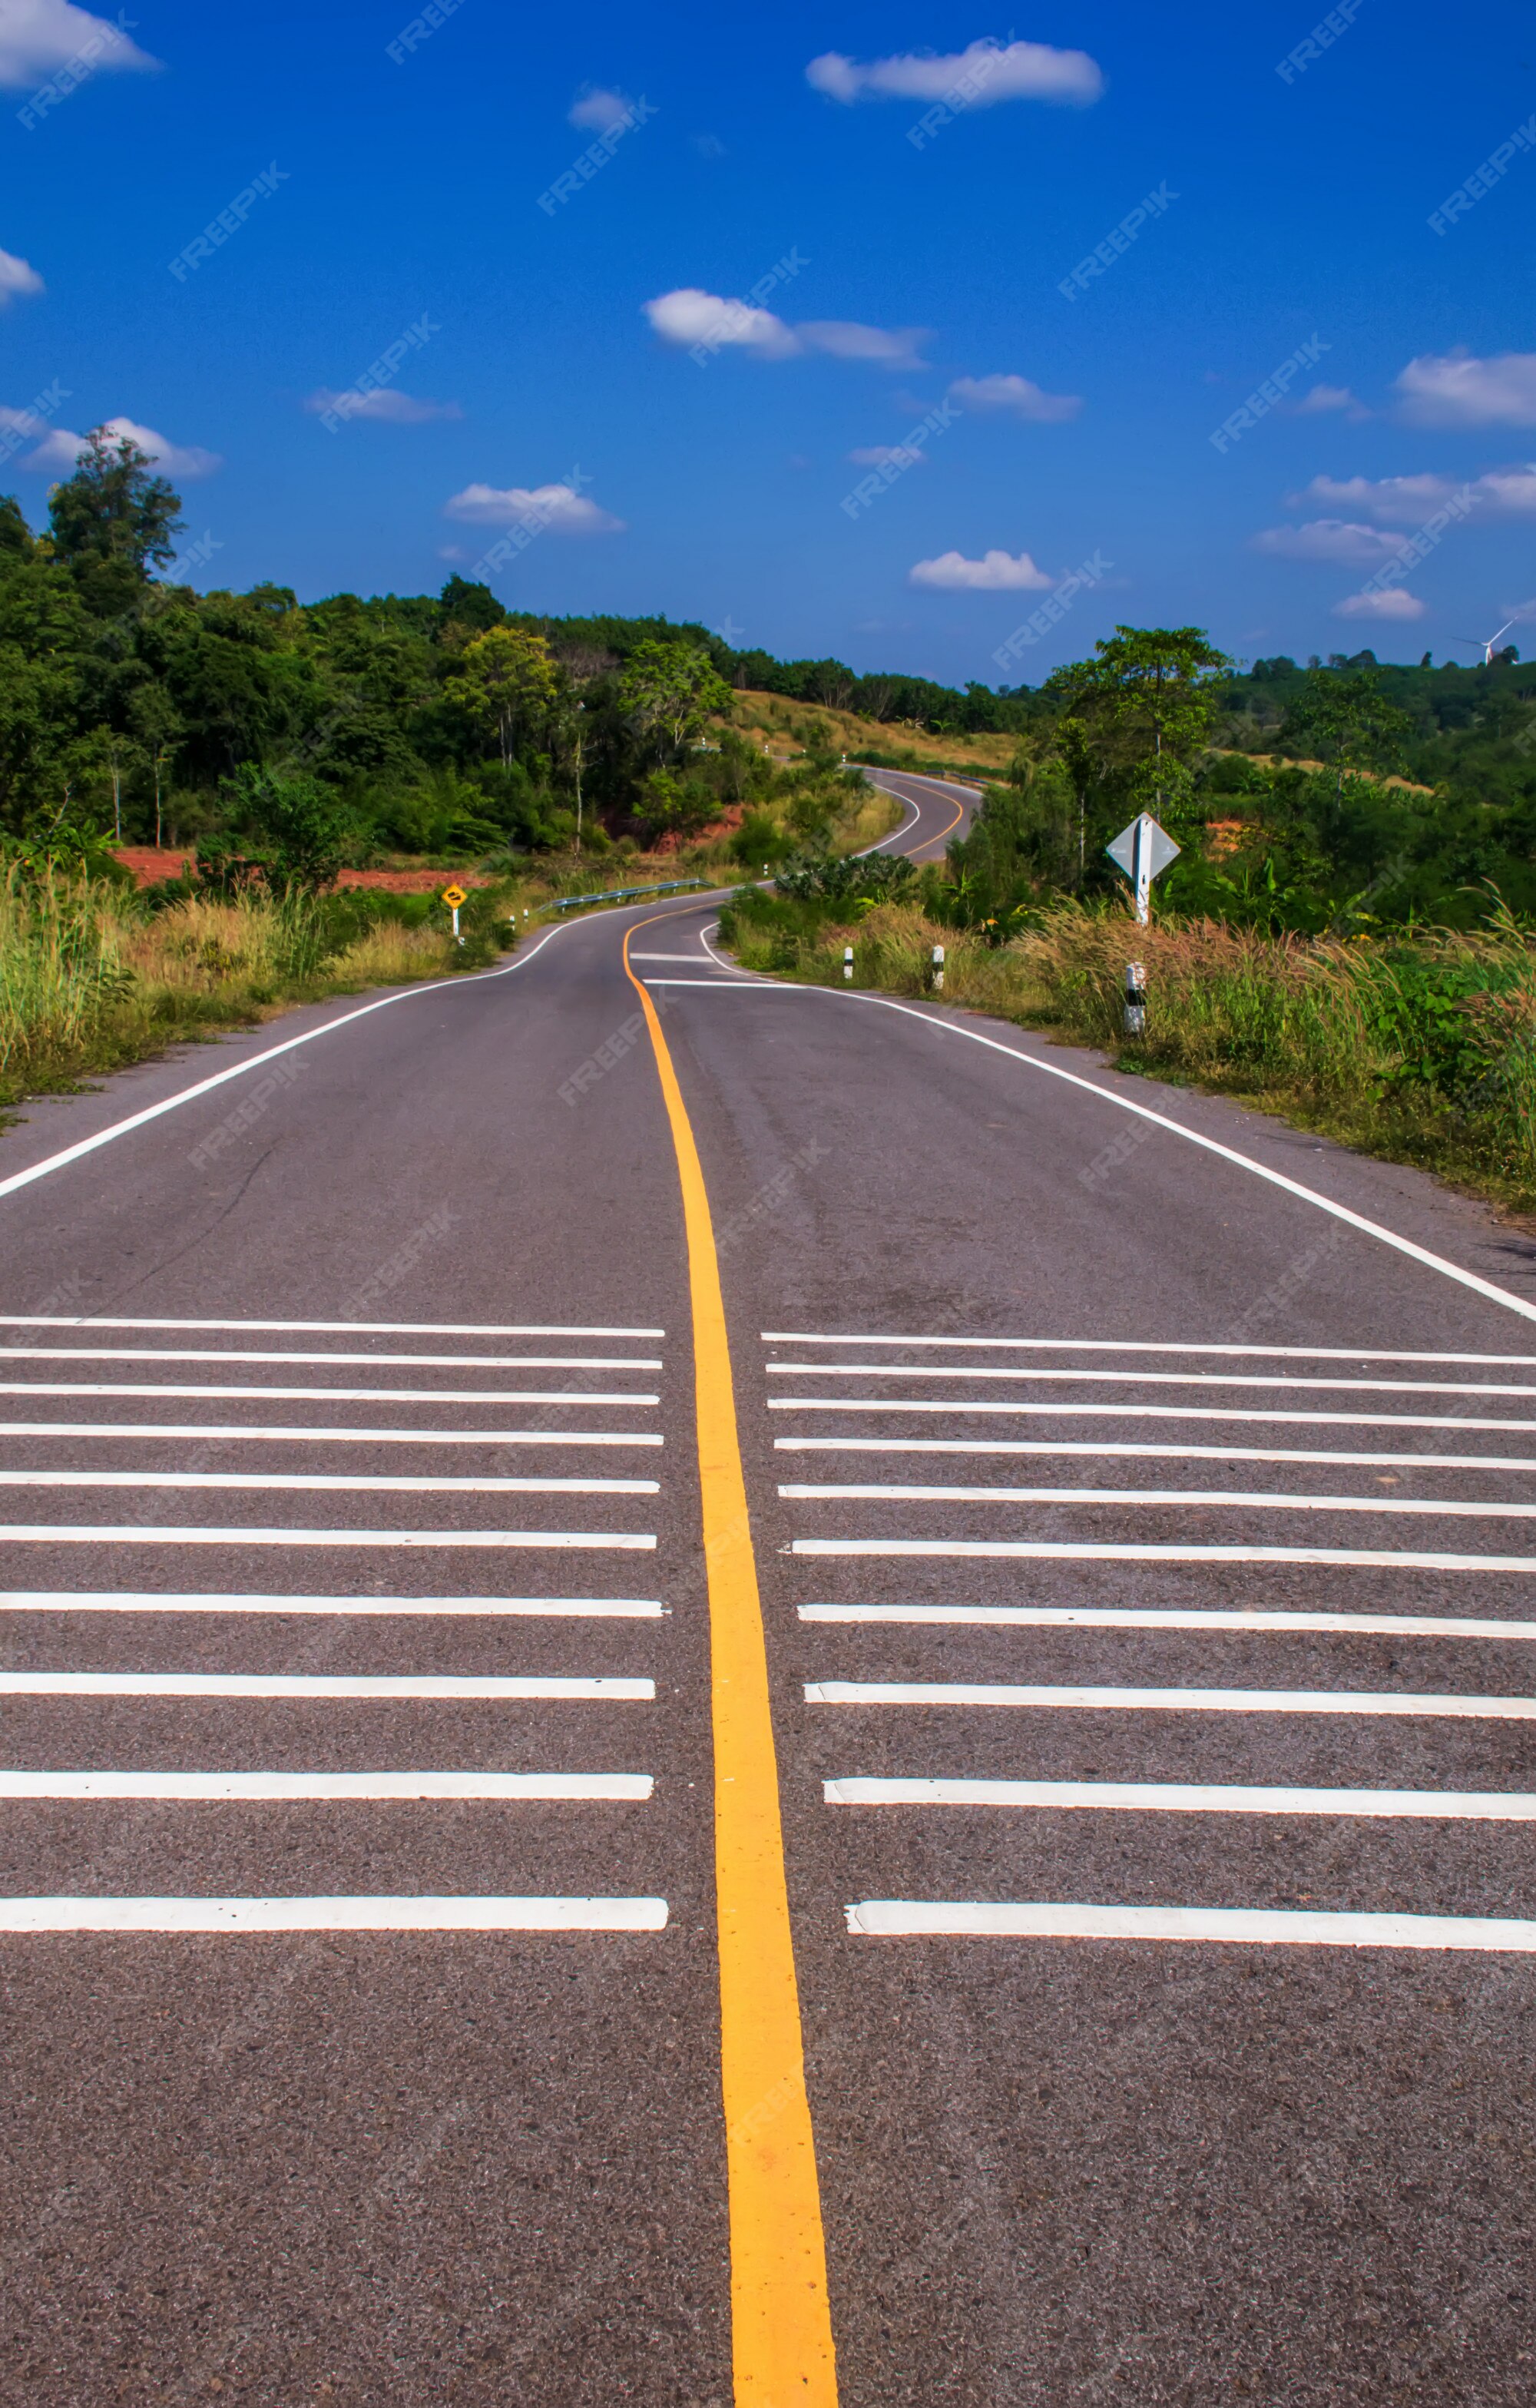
[111,850,493,896]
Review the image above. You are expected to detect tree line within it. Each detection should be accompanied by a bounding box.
[2,429,1532,919]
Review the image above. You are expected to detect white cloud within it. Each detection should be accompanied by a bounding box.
[0,0,156,84]
[1333,588,1427,621]
[0,247,44,305]
[806,37,1103,108]
[1395,348,1536,429]
[23,416,221,477]
[849,445,927,468]
[1472,466,1536,514]
[909,548,1052,592]
[1295,467,1536,522]
[643,287,925,369]
[796,318,926,369]
[1295,383,1362,415]
[443,481,624,534]
[945,371,1081,423]
[1291,472,1459,524]
[568,86,633,131]
[305,387,462,425]
[1253,519,1406,568]
[643,287,799,359]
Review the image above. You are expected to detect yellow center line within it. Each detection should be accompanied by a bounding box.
[624,914,839,2406]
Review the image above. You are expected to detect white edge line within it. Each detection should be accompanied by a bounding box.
[777,1483,1536,1516]
[795,1604,1536,1638]
[0,1593,668,1616]
[0,1427,664,1446]
[0,1527,657,1548]
[804,1680,1536,1717]
[0,1896,670,1932]
[0,1771,654,1799]
[0,1674,657,1699]
[0,1471,659,1493]
[823,1777,1536,1817]
[0,1319,667,1337]
[761,1333,1536,1366]
[790,1540,1536,1569]
[668,978,1536,1330]
[845,1902,1536,1950]
[0,919,576,1204]
[773,1439,1536,1472]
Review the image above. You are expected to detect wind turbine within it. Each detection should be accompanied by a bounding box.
[1452,620,1517,666]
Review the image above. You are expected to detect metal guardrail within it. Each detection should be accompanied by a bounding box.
[535,878,715,915]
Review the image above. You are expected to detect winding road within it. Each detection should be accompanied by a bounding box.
[4,771,1536,2405]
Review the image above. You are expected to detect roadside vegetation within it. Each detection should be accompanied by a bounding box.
[7,426,1536,1201]
[719,625,1536,1217]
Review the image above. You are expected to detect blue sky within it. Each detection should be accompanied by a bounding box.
[2,0,1534,686]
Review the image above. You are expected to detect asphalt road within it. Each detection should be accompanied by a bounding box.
[5,773,1536,2404]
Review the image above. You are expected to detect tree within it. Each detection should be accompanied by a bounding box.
[214,764,355,895]
[437,574,505,633]
[0,495,32,558]
[47,430,184,615]
[1046,625,1232,836]
[127,684,184,847]
[1277,667,1415,795]
[442,625,558,767]
[617,639,731,763]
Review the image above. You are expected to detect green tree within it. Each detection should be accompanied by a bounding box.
[1047,625,1232,834]
[442,624,558,767]
[127,684,184,848]
[213,763,355,895]
[617,639,731,763]
[1278,667,1415,795]
[46,430,184,616]
[0,495,33,558]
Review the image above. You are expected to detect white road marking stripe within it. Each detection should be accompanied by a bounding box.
[806,1680,1536,1717]
[845,1900,1536,1951]
[825,1777,1536,1818]
[0,917,587,1205]
[768,1400,1536,1433]
[764,1333,1536,1366]
[0,1526,657,1549]
[0,1348,662,1370]
[781,1483,1536,1518]
[0,1673,654,1700]
[0,1424,664,1447]
[0,1318,665,1338]
[734,982,1536,1332]
[0,1770,654,1799]
[0,1469,657,1495]
[776,1438,1536,1473]
[767,1363,1536,1398]
[0,1385,662,1406]
[792,1540,1536,1569]
[0,1592,667,1617]
[798,1603,1536,1638]
[0,1895,670,1933]
[626,952,719,962]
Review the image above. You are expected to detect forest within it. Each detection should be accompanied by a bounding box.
[5,429,1535,938]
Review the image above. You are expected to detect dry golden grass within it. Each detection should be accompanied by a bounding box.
[0,873,462,1111]
[724,895,1536,1214]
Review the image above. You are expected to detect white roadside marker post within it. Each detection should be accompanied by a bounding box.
[932,945,945,993]
[843,946,854,982]
[1105,815,1180,1038]
[1124,960,1146,1035]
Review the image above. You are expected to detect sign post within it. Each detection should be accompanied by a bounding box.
[442,883,468,947]
[1104,814,1179,1034]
